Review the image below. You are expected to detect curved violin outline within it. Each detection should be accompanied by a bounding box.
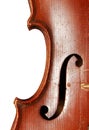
[14,0,52,105]
[11,1,52,129]
[40,54,83,120]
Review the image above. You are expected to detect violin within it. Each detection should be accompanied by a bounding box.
[11,0,89,129]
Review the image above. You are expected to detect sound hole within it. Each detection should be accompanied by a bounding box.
[40,54,83,120]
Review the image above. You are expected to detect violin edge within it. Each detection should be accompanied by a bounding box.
[13,0,52,105]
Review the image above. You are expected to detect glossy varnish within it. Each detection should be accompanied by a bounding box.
[11,0,89,130]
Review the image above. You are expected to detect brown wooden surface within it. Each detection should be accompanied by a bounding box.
[11,0,89,130]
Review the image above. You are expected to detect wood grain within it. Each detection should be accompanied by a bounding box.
[11,0,89,129]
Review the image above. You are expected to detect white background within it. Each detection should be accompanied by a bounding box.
[0,1,46,129]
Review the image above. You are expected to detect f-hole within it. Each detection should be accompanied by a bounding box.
[40,54,83,120]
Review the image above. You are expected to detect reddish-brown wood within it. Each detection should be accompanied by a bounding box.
[11,0,89,130]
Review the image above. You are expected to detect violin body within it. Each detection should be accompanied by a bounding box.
[11,0,89,130]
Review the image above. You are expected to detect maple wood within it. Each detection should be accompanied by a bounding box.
[11,0,89,130]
